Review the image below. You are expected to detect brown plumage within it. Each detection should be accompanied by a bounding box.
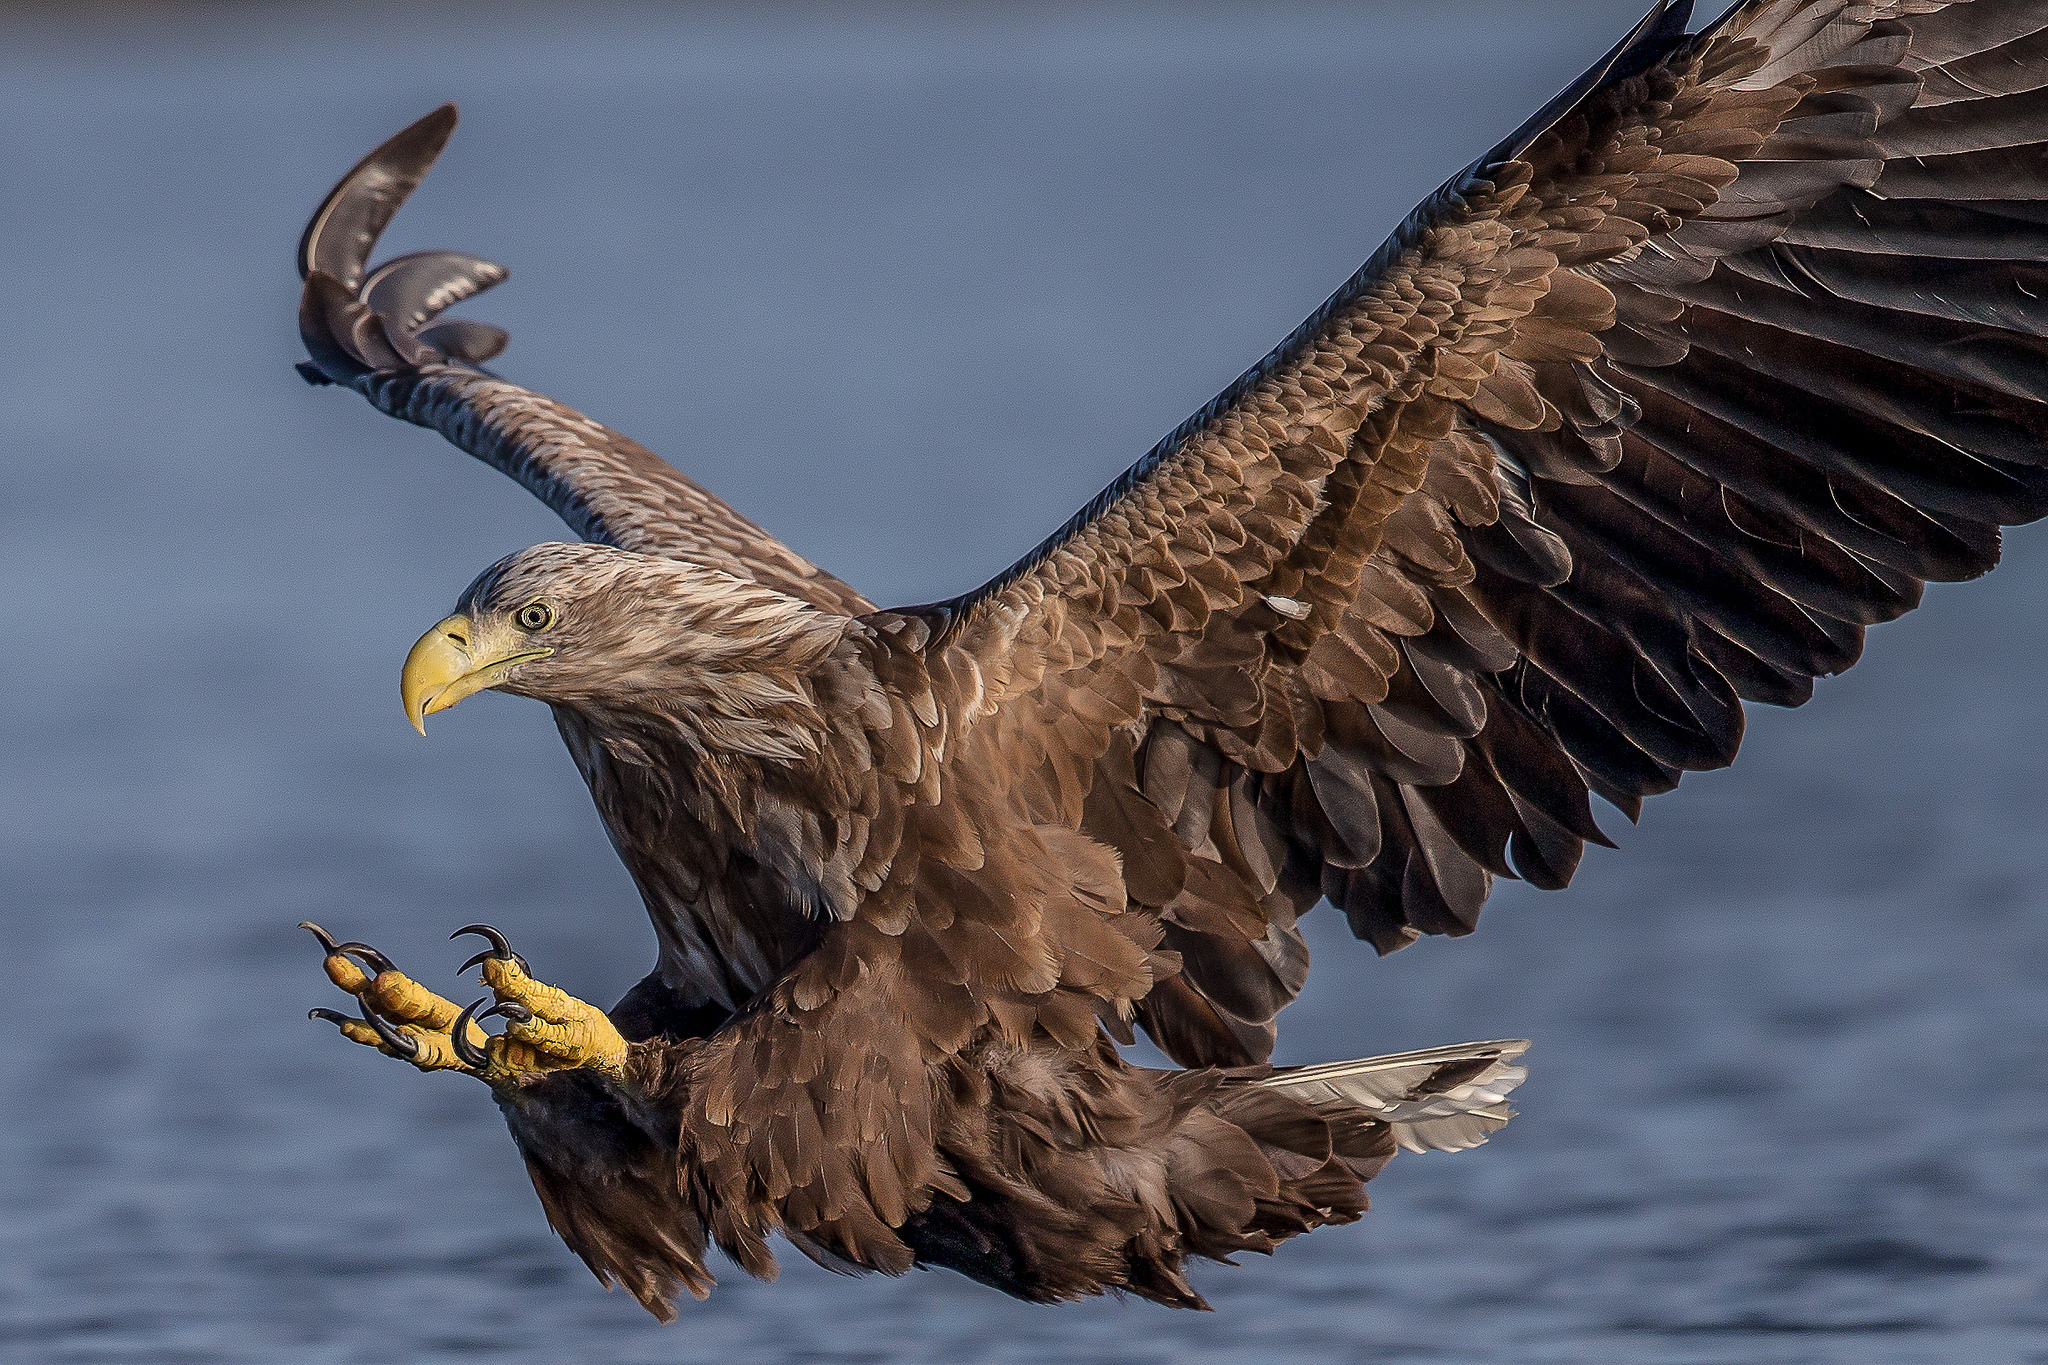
[298,0,2048,1318]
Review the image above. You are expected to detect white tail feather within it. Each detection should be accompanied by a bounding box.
[1254,1039,1531,1154]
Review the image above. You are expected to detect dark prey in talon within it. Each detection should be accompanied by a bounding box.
[297,0,2048,1325]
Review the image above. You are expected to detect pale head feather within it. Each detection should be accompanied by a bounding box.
[457,542,848,761]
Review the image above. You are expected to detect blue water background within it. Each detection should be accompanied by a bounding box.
[1,3,2045,1361]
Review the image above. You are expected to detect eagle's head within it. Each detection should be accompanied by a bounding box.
[400,542,845,759]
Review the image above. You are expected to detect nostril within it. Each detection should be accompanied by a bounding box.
[445,631,468,647]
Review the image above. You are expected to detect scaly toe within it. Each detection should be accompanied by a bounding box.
[449,931,628,1078]
[303,922,489,1074]
[355,998,422,1060]
[308,1007,388,1051]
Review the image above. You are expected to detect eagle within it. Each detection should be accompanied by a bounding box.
[298,0,2048,1320]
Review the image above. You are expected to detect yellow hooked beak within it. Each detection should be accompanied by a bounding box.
[400,613,553,735]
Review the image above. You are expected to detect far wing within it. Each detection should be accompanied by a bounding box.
[887,0,2048,1066]
[295,105,870,617]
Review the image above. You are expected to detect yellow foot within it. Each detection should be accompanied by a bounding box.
[450,924,630,1081]
[302,921,627,1085]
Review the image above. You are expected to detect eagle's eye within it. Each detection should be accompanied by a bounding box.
[516,601,558,632]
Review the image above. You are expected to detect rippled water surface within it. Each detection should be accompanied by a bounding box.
[3,3,2047,1361]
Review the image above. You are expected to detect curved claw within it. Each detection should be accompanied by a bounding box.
[301,923,398,976]
[456,950,535,977]
[488,1000,534,1025]
[356,999,419,1059]
[334,942,397,975]
[453,924,530,977]
[308,1007,354,1027]
[299,921,343,953]
[452,923,512,956]
[450,996,493,1069]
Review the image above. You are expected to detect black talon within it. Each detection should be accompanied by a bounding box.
[453,924,528,977]
[299,922,343,953]
[356,999,419,1059]
[299,922,398,976]
[449,997,535,1070]
[335,942,398,975]
[309,1007,353,1027]
[452,923,512,955]
[451,996,493,1069]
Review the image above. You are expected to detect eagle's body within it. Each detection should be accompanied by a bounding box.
[301,0,2048,1320]
[416,540,1421,1308]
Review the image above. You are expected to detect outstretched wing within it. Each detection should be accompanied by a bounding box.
[889,0,2048,1066]
[295,105,870,617]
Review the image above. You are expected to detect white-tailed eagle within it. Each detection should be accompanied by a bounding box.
[298,0,2048,1319]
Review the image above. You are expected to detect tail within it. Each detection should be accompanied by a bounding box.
[1117,1037,1528,1305]
[1256,1038,1529,1155]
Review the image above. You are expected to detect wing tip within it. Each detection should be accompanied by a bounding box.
[294,105,517,385]
[296,101,461,287]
